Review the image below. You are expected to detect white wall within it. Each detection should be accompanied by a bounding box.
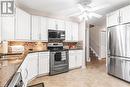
[89,26,106,59]
[79,19,86,68]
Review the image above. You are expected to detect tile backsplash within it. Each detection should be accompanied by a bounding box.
[8,41,48,51]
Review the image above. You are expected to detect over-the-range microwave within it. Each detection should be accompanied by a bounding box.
[48,30,65,41]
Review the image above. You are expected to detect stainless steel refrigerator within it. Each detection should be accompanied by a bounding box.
[107,23,130,82]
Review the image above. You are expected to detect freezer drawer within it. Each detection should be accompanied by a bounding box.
[124,60,130,82]
[107,57,125,79]
[108,58,115,75]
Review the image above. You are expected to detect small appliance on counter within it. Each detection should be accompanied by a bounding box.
[0,41,8,54]
[9,45,25,53]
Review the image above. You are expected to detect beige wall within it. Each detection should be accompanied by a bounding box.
[89,26,106,59]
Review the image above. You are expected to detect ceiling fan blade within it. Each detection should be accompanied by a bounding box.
[89,13,102,18]
[77,4,85,12]
[90,4,110,11]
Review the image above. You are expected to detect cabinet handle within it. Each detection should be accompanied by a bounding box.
[25,68,28,79]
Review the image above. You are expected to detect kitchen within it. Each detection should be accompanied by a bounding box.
[0,0,130,87]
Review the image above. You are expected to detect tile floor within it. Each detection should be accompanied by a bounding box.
[28,57,130,87]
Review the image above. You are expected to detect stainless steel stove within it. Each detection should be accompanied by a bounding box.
[48,43,69,75]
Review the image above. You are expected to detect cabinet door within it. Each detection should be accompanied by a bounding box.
[1,17,15,40]
[69,51,76,69]
[0,17,1,41]
[15,8,31,40]
[107,10,120,27]
[47,18,56,30]
[18,55,30,85]
[31,15,40,40]
[40,17,48,41]
[76,50,83,67]
[39,52,49,75]
[69,54,76,69]
[65,21,72,41]
[56,20,65,30]
[27,53,38,81]
[72,22,78,41]
[120,5,130,24]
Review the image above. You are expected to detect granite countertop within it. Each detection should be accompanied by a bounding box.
[0,48,82,87]
[0,50,29,87]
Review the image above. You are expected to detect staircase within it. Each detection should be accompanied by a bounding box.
[89,48,98,62]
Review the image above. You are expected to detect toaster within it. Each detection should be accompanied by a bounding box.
[9,45,25,53]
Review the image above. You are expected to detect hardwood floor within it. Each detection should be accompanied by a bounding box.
[28,54,130,87]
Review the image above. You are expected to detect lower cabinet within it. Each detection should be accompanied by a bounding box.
[38,52,50,75]
[69,50,83,69]
[18,50,82,87]
[18,53,39,87]
[27,53,38,81]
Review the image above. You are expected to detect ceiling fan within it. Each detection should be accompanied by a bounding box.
[69,0,110,20]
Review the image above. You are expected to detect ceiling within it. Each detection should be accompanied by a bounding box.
[16,0,130,26]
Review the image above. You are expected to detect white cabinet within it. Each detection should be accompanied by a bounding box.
[31,16,41,40]
[65,22,79,41]
[71,22,78,41]
[0,17,1,41]
[31,16,48,40]
[69,50,83,69]
[18,55,30,87]
[65,21,72,41]
[47,18,56,30]
[1,17,15,40]
[107,10,120,27]
[120,5,130,24]
[76,50,83,67]
[56,20,65,30]
[18,53,38,87]
[27,53,38,81]
[107,5,130,27]
[38,52,49,75]
[15,8,31,40]
[47,18,65,30]
[69,52,76,69]
[41,17,48,41]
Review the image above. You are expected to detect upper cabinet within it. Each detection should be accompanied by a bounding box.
[107,5,130,27]
[56,20,65,30]
[47,18,65,30]
[65,21,79,41]
[107,10,120,27]
[0,7,79,41]
[1,17,15,40]
[71,22,78,41]
[65,21,72,41]
[40,17,48,41]
[31,15,48,41]
[120,5,130,24]
[31,15,41,40]
[15,8,31,40]
[47,18,56,30]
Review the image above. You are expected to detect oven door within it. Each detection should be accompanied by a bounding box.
[50,51,68,66]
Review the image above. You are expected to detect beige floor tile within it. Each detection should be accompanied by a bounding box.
[28,59,130,87]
